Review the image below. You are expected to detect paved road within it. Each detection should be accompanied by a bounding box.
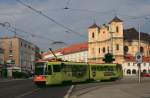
[0,77,149,98]
[70,77,150,98]
[0,79,70,98]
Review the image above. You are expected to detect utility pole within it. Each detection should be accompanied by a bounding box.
[138,24,141,83]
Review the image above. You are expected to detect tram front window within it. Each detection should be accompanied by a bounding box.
[35,62,46,75]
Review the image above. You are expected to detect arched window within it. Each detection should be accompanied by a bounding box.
[140,47,144,53]
[116,26,119,33]
[132,69,136,74]
[116,44,119,50]
[99,48,100,54]
[103,47,105,53]
[92,32,95,38]
[143,69,147,73]
[124,46,128,54]
[127,69,131,74]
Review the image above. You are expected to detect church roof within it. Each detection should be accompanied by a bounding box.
[123,28,150,43]
[88,23,99,28]
[109,16,123,23]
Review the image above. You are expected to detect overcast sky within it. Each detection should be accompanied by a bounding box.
[0,0,150,51]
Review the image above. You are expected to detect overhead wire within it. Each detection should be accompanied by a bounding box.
[0,22,56,42]
[16,0,86,39]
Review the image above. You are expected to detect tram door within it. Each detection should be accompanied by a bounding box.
[51,64,62,84]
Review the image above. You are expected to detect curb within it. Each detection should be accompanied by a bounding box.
[70,85,102,98]
[69,82,115,98]
[64,85,74,98]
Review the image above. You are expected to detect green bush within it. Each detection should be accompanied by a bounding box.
[2,68,7,78]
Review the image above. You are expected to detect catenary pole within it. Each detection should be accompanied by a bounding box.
[138,24,141,83]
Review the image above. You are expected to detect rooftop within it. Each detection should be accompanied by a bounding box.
[125,54,150,62]
[124,28,150,42]
[43,42,88,57]
[88,23,99,29]
[109,16,123,23]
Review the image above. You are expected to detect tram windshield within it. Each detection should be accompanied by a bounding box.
[35,62,46,75]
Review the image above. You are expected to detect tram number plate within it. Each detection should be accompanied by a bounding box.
[104,72,114,76]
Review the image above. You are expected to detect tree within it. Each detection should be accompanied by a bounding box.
[103,53,115,63]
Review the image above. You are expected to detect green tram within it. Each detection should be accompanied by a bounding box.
[34,61,123,85]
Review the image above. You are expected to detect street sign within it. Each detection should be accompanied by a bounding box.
[135,52,142,64]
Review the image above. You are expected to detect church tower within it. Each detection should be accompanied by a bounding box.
[88,23,100,63]
[87,16,124,64]
[108,16,124,63]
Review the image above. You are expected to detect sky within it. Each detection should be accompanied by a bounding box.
[0,0,150,51]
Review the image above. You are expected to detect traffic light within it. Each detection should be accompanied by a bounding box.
[103,53,115,63]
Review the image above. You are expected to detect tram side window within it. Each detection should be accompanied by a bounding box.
[53,65,61,72]
[92,66,96,71]
[97,66,102,71]
[48,66,52,75]
[103,66,108,71]
[107,66,114,71]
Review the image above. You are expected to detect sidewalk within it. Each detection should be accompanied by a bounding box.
[0,77,32,82]
[70,81,150,98]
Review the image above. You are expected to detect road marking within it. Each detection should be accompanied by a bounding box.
[15,88,40,98]
[64,85,74,98]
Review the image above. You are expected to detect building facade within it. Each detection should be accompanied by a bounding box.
[43,42,88,63]
[123,55,150,76]
[0,37,36,72]
[0,48,4,77]
[88,16,150,64]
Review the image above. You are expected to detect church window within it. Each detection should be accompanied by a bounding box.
[116,26,119,33]
[99,48,100,54]
[92,32,94,38]
[140,47,144,53]
[116,44,119,50]
[102,47,105,53]
[124,46,128,54]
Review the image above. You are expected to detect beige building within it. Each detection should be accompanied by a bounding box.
[0,37,36,72]
[88,16,150,64]
[0,48,4,65]
[0,48,4,77]
[42,42,88,63]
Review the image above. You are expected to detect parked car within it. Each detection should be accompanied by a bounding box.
[143,73,150,77]
[141,72,150,77]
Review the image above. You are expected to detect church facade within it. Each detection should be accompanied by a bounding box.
[88,16,150,65]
